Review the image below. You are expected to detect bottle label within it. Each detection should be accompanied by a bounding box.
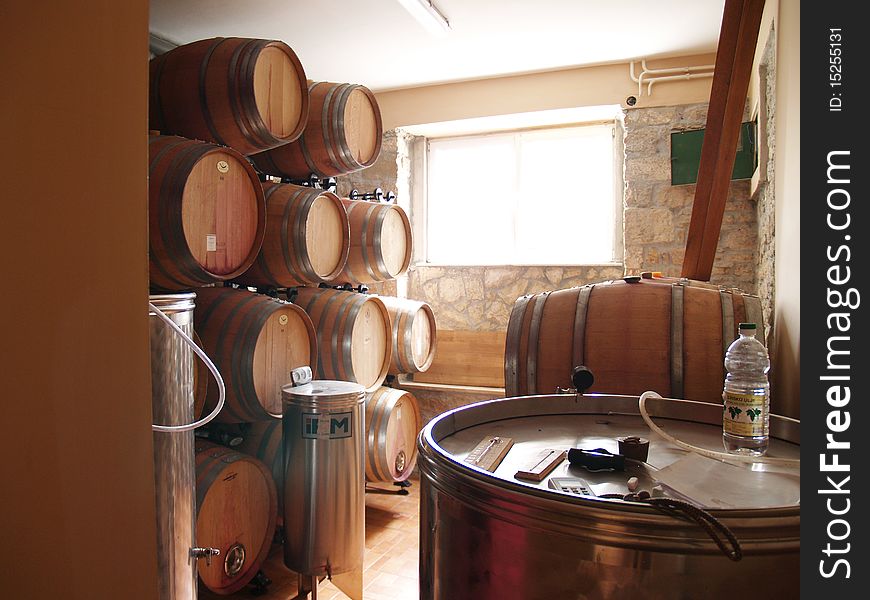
[723,391,766,436]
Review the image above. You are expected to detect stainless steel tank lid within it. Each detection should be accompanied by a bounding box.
[421,393,800,511]
[149,292,196,313]
[282,380,366,405]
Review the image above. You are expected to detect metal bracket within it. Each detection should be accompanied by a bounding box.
[349,187,396,203]
[190,546,220,566]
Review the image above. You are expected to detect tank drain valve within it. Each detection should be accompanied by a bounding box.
[190,547,220,566]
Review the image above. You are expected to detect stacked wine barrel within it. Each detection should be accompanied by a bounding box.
[248,81,383,179]
[148,36,432,596]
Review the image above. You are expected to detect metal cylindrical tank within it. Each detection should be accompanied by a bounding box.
[282,380,366,578]
[418,393,800,600]
[149,293,197,600]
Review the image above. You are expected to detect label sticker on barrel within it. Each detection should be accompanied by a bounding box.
[302,411,353,439]
[206,234,217,252]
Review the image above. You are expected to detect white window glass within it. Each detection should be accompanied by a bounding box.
[426,124,618,265]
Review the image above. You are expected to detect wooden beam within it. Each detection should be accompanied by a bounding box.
[682,0,766,281]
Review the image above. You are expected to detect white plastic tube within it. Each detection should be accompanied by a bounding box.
[149,302,226,433]
[638,391,800,467]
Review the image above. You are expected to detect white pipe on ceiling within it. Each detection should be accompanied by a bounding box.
[630,59,715,98]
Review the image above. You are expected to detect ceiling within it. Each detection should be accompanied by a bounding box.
[149,0,726,92]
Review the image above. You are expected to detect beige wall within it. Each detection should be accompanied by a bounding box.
[377,54,716,130]
[771,0,800,418]
[0,2,158,599]
[743,0,800,417]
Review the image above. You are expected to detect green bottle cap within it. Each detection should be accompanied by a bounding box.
[738,322,757,330]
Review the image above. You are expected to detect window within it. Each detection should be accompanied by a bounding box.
[424,122,622,265]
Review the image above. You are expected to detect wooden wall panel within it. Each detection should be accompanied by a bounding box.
[0,2,157,599]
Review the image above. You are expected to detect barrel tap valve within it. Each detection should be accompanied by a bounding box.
[555,365,595,398]
[190,547,220,566]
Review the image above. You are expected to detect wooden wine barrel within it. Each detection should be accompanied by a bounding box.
[249,81,382,178]
[504,276,766,401]
[192,329,208,419]
[234,421,285,523]
[194,441,277,595]
[335,199,412,284]
[292,287,391,392]
[194,287,317,422]
[149,37,308,155]
[377,296,437,374]
[233,182,350,287]
[148,135,266,291]
[365,387,421,483]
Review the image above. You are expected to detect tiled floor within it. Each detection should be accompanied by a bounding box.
[200,477,420,600]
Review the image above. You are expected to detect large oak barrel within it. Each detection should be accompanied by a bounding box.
[335,199,412,284]
[377,296,437,375]
[292,287,391,392]
[148,135,266,291]
[249,81,382,178]
[504,276,766,401]
[194,287,317,421]
[365,387,421,483]
[192,330,208,419]
[149,38,309,155]
[234,421,285,524]
[233,182,350,287]
[194,441,277,595]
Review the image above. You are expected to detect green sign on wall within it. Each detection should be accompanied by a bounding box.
[670,121,757,186]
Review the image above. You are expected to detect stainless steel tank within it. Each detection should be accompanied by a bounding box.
[282,380,366,578]
[149,293,197,600]
[418,393,800,600]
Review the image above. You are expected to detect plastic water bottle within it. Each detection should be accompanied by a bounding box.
[722,323,770,455]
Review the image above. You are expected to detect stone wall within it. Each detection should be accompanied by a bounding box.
[406,264,624,332]
[622,103,757,294]
[335,129,400,200]
[753,25,777,343]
